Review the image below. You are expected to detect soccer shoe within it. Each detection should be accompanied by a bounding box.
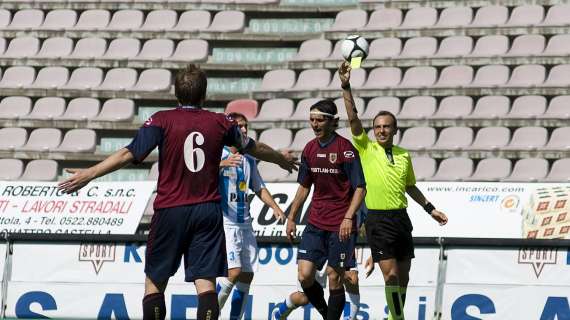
[271,305,293,320]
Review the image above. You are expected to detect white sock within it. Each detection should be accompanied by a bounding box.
[231,282,251,320]
[217,277,234,309]
[346,292,360,320]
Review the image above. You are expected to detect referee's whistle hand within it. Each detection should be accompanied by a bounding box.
[430,210,448,226]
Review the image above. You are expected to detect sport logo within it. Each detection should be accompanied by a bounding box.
[329,153,337,164]
[79,243,116,274]
[344,151,355,158]
[518,247,557,278]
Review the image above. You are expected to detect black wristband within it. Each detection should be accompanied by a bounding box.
[341,83,351,90]
[423,202,436,214]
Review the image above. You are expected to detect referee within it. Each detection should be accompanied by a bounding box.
[338,61,448,320]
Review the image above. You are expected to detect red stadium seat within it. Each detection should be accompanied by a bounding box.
[225,99,259,119]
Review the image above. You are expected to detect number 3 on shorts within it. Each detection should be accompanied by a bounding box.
[184,131,205,172]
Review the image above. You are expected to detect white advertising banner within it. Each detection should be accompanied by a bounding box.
[0,181,156,234]
[253,182,570,239]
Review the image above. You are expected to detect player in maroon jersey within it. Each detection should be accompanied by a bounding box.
[286,100,366,320]
[58,64,297,320]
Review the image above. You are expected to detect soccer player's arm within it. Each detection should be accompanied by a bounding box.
[286,153,312,241]
[339,147,367,240]
[250,158,286,223]
[339,61,364,137]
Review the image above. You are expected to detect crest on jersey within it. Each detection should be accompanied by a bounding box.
[329,153,337,164]
[144,117,153,127]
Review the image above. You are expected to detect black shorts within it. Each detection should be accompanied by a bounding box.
[298,223,356,270]
[145,202,227,283]
[365,209,415,262]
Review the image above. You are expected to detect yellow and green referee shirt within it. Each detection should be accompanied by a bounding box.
[352,131,416,210]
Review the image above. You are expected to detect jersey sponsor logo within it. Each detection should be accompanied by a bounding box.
[344,151,355,158]
[310,167,340,174]
[298,249,307,253]
[317,153,326,158]
[78,243,116,274]
[329,153,337,164]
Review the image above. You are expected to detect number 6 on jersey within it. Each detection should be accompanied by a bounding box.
[184,131,205,172]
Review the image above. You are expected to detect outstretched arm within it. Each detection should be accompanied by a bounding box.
[406,185,448,225]
[247,142,299,173]
[339,61,364,137]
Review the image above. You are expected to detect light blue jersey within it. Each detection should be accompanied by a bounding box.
[219,147,265,226]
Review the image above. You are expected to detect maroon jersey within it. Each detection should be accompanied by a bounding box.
[127,106,251,209]
[298,134,365,232]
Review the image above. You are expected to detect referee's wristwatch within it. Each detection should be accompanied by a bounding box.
[423,202,436,214]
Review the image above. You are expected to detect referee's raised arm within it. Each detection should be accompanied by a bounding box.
[339,61,365,137]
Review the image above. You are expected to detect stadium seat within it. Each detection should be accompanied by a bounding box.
[172,10,211,31]
[336,127,352,141]
[362,97,401,120]
[94,99,135,121]
[29,66,69,89]
[466,127,511,151]
[6,9,44,30]
[252,99,294,121]
[466,96,510,119]
[18,128,62,152]
[400,7,437,29]
[543,34,570,56]
[207,11,245,32]
[471,5,508,26]
[412,156,436,181]
[290,128,314,151]
[22,97,65,120]
[431,157,474,181]
[334,97,364,120]
[431,96,473,119]
[290,39,332,61]
[2,37,40,58]
[432,127,474,151]
[435,7,473,27]
[248,130,257,141]
[257,161,294,182]
[504,65,545,87]
[464,158,512,181]
[0,96,32,119]
[324,40,343,61]
[60,67,103,90]
[128,69,171,92]
[147,162,159,181]
[506,35,545,56]
[0,128,27,150]
[288,69,331,91]
[55,97,100,120]
[398,66,437,88]
[434,65,473,87]
[544,158,570,182]
[0,9,10,28]
[0,66,35,88]
[291,98,319,121]
[504,96,547,118]
[258,69,296,91]
[504,127,548,151]
[134,39,174,61]
[328,9,367,31]
[540,4,570,25]
[398,96,436,120]
[363,8,402,30]
[94,68,137,91]
[541,64,570,87]
[368,38,402,59]
[39,9,77,30]
[68,37,107,59]
[326,68,366,90]
[434,36,473,58]
[72,10,110,31]
[166,39,208,62]
[362,67,401,89]
[0,159,23,180]
[225,99,258,119]
[502,158,549,182]
[469,35,509,57]
[20,159,58,181]
[506,5,545,26]
[258,128,292,150]
[0,38,6,55]
[539,95,570,119]
[102,38,141,60]
[399,127,436,151]
[399,37,437,58]
[140,10,177,31]
[469,65,510,87]
[543,127,570,151]
[36,37,73,58]
[105,10,144,31]
[53,129,96,153]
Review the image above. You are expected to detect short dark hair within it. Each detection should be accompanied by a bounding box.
[227,112,248,123]
[373,110,398,129]
[175,64,207,106]
[310,99,338,118]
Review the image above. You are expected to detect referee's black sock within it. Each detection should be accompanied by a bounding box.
[303,282,328,319]
[142,292,166,320]
[197,290,219,320]
[327,288,346,320]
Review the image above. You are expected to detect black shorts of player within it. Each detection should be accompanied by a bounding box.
[298,223,356,270]
[365,209,415,262]
[145,201,227,283]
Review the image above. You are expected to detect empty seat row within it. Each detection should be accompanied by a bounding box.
[328,5,570,31]
[226,95,570,122]
[0,9,245,33]
[0,96,135,121]
[0,66,171,92]
[0,158,58,181]
[0,127,96,152]
[0,37,208,62]
[257,64,570,92]
[293,34,570,62]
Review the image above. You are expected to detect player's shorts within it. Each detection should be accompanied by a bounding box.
[223,224,258,272]
[366,209,415,262]
[145,202,227,283]
[298,223,356,270]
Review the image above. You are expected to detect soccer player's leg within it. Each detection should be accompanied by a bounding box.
[394,213,415,316]
[217,226,241,309]
[298,224,328,319]
[326,229,358,320]
[343,269,360,320]
[228,228,257,320]
[272,288,310,320]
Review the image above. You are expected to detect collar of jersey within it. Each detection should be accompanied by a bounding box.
[317,132,337,148]
[178,105,200,109]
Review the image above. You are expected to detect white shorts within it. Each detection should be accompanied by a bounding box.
[224,225,258,273]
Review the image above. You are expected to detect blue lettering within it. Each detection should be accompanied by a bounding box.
[357,303,369,320]
[303,303,314,319]
[451,294,496,320]
[566,248,569,265]
[98,294,130,319]
[15,291,57,319]
[123,243,142,263]
[258,245,272,265]
[418,296,426,320]
[540,297,570,320]
[171,295,198,320]
[267,303,278,320]
[275,245,293,265]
